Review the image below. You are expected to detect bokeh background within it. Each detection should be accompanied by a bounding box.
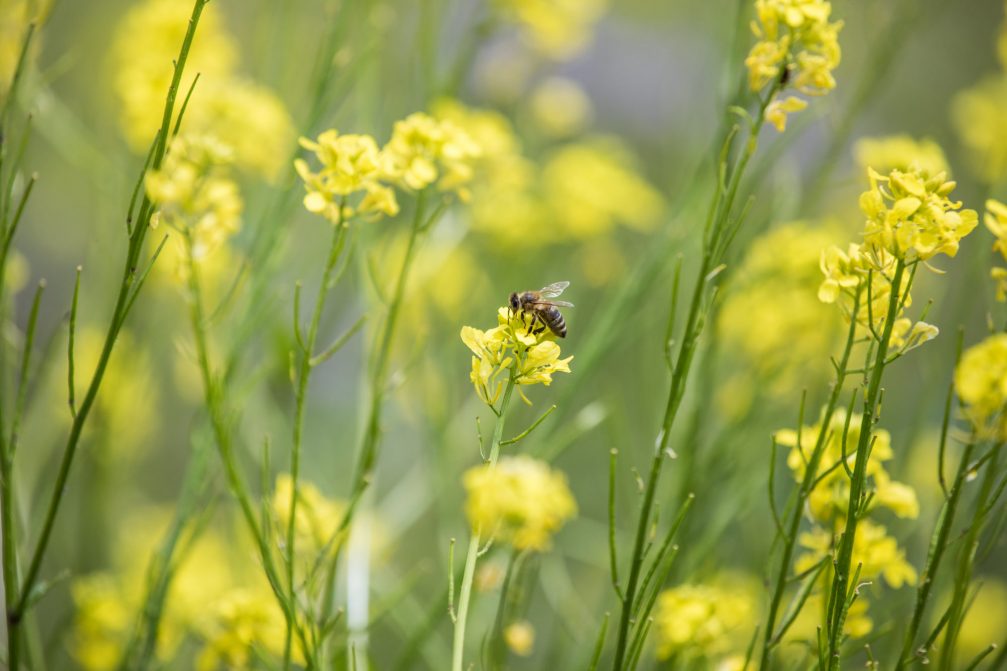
[3,0,1007,668]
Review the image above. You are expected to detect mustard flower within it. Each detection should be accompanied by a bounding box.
[383,112,481,199]
[854,135,949,176]
[461,307,572,406]
[859,167,977,263]
[955,334,1007,439]
[504,620,535,656]
[271,473,347,557]
[295,130,399,222]
[196,587,298,671]
[775,408,918,523]
[70,575,133,671]
[463,455,576,551]
[653,577,757,660]
[492,0,608,59]
[987,198,1007,261]
[145,134,243,281]
[797,519,917,589]
[746,0,843,131]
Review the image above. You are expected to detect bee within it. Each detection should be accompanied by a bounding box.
[509,281,574,338]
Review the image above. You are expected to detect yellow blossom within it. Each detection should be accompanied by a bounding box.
[528,76,593,137]
[492,0,608,59]
[985,198,1007,262]
[0,0,48,94]
[195,587,299,670]
[463,455,576,551]
[653,576,757,660]
[860,166,977,262]
[993,266,1007,302]
[797,520,917,589]
[854,135,949,176]
[504,620,536,656]
[461,307,572,406]
[384,112,481,199]
[765,95,807,132]
[70,575,133,671]
[271,473,347,558]
[955,334,1007,439]
[145,134,243,282]
[951,75,1007,184]
[295,130,399,222]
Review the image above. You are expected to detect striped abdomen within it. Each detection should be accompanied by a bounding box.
[540,306,567,338]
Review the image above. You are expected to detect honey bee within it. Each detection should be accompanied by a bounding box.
[509,281,574,338]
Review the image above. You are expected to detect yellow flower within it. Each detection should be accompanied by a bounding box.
[985,198,1007,262]
[271,473,347,558]
[797,520,917,589]
[765,95,807,132]
[993,266,1007,302]
[383,112,481,199]
[492,0,608,59]
[461,307,572,406]
[860,166,977,262]
[196,587,299,671]
[295,130,399,222]
[854,135,949,176]
[951,75,1007,184]
[775,408,917,522]
[653,576,757,660]
[955,334,1007,439]
[504,620,536,656]
[528,76,593,137]
[71,575,133,671]
[463,455,576,551]
[145,134,243,281]
[0,0,48,94]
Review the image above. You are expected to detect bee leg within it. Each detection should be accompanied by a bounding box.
[531,313,547,335]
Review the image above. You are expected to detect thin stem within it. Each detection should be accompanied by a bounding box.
[826,259,906,669]
[450,377,517,671]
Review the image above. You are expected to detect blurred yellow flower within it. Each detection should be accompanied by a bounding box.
[145,134,243,282]
[0,0,48,93]
[528,76,593,137]
[719,222,842,402]
[271,472,347,557]
[986,198,1007,261]
[952,75,1007,184]
[955,333,1007,439]
[295,130,399,222]
[109,0,293,178]
[765,95,807,132]
[653,576,757,660]
[860,167,977,263]
[797,519,917,589]
[384,112,482,199]
[461,307,572,406]
[492,0,607,59]
[463,455,576,551]
[854,135,949,176]
[504,620,536,656]
[71,574,133,671]
[196,587,299,671]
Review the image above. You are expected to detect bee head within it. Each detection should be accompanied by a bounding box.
[508,292,521,312]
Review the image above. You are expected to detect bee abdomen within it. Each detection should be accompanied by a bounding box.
[544,307,567,338]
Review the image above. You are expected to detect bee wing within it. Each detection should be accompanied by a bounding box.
[538,281,570,298]
[532,299,574,308]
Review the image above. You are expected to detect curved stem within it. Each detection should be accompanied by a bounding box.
[450,377,517,671]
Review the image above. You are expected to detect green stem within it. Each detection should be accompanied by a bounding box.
[759,286,862,669]
[283,217,348,667]
[10,0,208,650]
[451,377,517,671]
[938,443,1003,670]
[826,258,906,669]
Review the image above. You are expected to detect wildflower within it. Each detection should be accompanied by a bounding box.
[463,455,576,551]
[295,130,399,222]
[461,307,572,406]
[797,519,917,589]
[492,0,608,59]
[775,408,918,522]
[954,334,1007,439]
[951,76,1007,184]
[504,620,536,656]
[195,587,296,670]
[145,134,243,282]
[859,167,977,263]
[528,76,593,137]
[71,575,133,671]
[746,0,843,130]
[271,473,347,558]
[383,112,481,199]
[653,577,757,660]
[854,135,949,176]
[993,267,1007,302]
[986,198,1007,261]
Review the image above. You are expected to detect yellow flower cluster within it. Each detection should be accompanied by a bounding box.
[746,0,843,131]
[818,243,937,351]
[775,409,919,522]
[652,577,757,661]
[718,223,842,407]
[145,134,243,282]
[853,135,949,177]
[986,199,1007,301]
[294,131,399,223]
[954,334,1007,440]
[110,0,293,179]
[461,307,573,406]
[296,111,480,224]
[463,455,576,551]
[195,587,297,671]
[271,473,347,559]
[492,0,608,59]
[860,167,977,263]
